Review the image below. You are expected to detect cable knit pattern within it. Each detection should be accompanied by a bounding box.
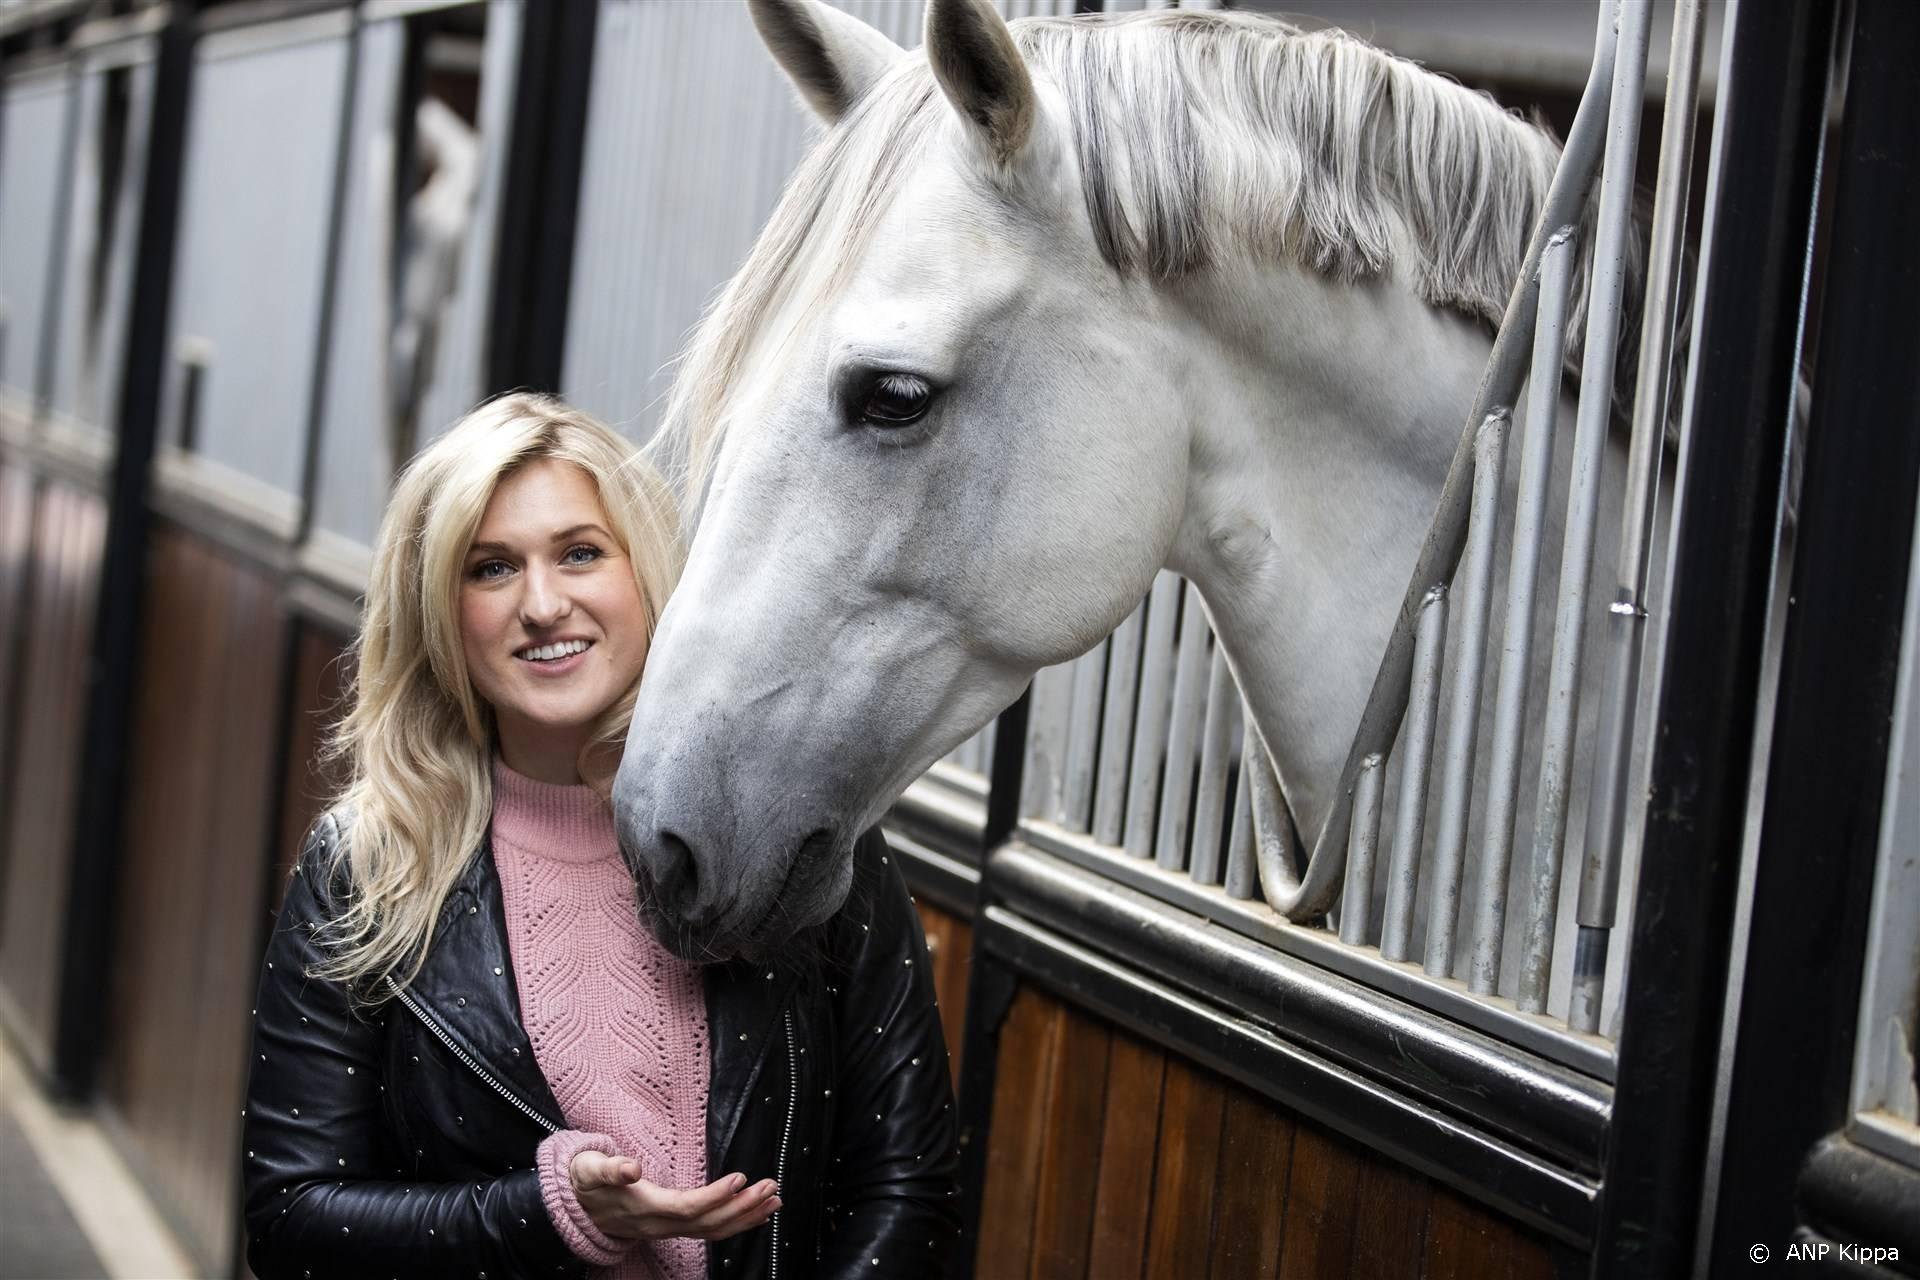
[491,759,710,1280]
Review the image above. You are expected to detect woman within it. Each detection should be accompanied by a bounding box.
[242,393,959,1279]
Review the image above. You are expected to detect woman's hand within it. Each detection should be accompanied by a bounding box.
[569,1150,782,1242]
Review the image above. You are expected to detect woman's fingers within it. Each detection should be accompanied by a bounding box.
[698,1189,782,1241]
[569,1149,643,1193]
[628,1175,780,1240]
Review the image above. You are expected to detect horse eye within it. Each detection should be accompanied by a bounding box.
[860,373,933,426]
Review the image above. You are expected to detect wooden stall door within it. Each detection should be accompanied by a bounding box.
[103,525,288,1271]
[976,988,1563,1280]
[0,477,108,1073]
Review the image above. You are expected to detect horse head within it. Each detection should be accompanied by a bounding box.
[614,0,1194,961]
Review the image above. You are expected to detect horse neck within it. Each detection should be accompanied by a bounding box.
[1165,261,1500,840]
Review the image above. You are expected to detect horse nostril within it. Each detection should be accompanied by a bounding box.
[656,828,701,918]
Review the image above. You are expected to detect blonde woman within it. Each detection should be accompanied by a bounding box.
[241,394,960,1279]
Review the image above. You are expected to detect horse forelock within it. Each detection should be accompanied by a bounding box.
[653,9,1650,518]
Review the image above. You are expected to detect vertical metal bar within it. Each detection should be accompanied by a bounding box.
[1509,0,1656,1011]
[1188,646,1237,885]
[1381,586,1448,962]
[1155,581,1212,871]
[1020,661,1074,821]
[1090,601,1143,845]
[1423,411,1510,978]
[1060,639,1108,832]
[1123,572,1181,858]
[1473,228,1577,1001]
[1223,714,1257,899]
[1569,0,1709,1020]
[1339,754,1386,945]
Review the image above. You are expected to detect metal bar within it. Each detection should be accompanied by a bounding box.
[1423,411,1510,978]
[1223,715,1256,899]
[1339,754,1385,945]
[1706,0,1920,1257]
[1479,230,1578,1004]
[1592,0,1836,1264]
[1060,637,1108,831]
[1019,660,1074,820]
[1123,571,1180,858]
[1285,0,1625,919]
[1155,580,1212,872]
[1571,0,1709,1013]
[1090,601,1143,845]
[1188,645,1237,885]
[1381,586,1448,962]
[1508,0,1654,1007]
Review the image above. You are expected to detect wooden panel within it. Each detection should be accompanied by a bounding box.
[0,459,36,869]
[915,900,973,1083]
[1029,1005,1112,1280]
[0,477,108,1069]
[1145,1058,1229,1280]
[973,984,1565,1280]
[105,523,288,1272]
[977,988,1061,1279]
[272,623,354,904]
[1086,1032,1167,1280]
[1209,1085,1297,1280]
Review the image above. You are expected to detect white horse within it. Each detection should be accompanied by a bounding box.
[612,0,1655,982]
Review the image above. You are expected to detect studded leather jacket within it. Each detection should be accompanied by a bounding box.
[242,811,961,1279]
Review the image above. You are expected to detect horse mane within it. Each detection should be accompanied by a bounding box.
[649,9,1646,514]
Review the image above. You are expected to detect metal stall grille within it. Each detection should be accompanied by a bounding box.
[308,1,522,561]
[47,40,157,446]
[158,12,354,522]
[999,0,1704,1080]
[0,67,78,416]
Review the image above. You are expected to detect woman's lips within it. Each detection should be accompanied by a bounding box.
[515,642,593,677]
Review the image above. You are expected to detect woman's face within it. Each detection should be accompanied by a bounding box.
[459,459,650,783]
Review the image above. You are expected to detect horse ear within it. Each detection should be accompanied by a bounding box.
[924,0,1035,162]
[749,0,904,124]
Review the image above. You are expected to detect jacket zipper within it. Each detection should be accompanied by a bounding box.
[386,978,559,1134]
[768,1009,796,1280]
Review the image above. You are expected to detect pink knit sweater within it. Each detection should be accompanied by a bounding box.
[489,759,710,1280]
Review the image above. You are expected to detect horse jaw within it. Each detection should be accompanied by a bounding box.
[1165,263,1495,844]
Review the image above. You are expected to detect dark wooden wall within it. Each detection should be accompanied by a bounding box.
[0,456,36,904]
[916,900,973,1085]
[975,986,1564,1280]
[101,521,288,1270]
[271,624,354,899]
[0,474,108,1072]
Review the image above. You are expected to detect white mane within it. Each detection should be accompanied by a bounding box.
[648,10,1636,511]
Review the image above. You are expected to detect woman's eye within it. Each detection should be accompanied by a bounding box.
[563,544,603,566]
[470,560,510,582]
[860,373,933,426]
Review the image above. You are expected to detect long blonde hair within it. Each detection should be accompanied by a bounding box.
[311,392,680,995]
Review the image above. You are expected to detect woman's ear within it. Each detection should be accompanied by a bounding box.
[925,0,1035,163]
[749,0,905,123]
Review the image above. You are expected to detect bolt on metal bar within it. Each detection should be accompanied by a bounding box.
[1381,585,1449,962]
[1569,0,1709,1024]
[1158,581,1215,871]
[1189,644,1238,885]
[1091,603,1145,845]
[1514,0,1655,1008]
[1125,572,1182,857]
[1261,0,1625,920]
[1469,227,1579,998]
[1224,713,1258,899]
[1425,410,1511,978]
[1339,754,1387,945]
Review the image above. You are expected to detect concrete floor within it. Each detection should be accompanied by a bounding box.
[0,1104,104,1278]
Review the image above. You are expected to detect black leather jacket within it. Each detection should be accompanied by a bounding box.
[242,811,960,1279]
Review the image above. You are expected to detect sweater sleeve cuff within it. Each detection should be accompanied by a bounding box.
[537,1129,633,1266]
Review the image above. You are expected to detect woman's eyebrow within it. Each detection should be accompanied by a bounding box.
[466,524,612,557]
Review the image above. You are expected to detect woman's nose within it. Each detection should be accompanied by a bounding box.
[518,565,572,627]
